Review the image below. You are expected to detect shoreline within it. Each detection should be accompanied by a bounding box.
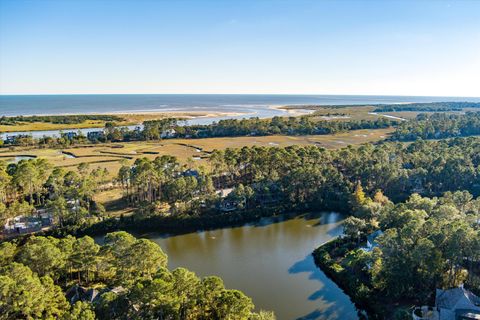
[0,110,250,134]
[268,104,315,116]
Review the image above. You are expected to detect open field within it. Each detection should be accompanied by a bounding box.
[0,111,245,133]
[281,105,478,122]
[0,128,393,178]
[382,110,474,120]
[281,105,405,121]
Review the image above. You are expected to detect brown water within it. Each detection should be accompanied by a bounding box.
[138,212,358,320]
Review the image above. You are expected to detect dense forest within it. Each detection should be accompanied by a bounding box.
[372,101,480,112]
[0,232,274,319]
[0,159,109,232]
[79,116,396,143]
[2,134,480,319]
[285,101,480,112]
[2,137,480,234]
[117,137,480,221]
[390,112,480,141]
[177,116,394,138]
[3,116,396,147]
[315,190,480,318]
[0,114,124,125]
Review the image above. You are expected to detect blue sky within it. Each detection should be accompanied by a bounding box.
[0,0,479,96]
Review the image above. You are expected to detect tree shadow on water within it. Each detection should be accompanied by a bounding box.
[288,254,358,320]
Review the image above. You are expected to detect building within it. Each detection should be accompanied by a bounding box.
[219,198,244,212]
[435,286,480,320]
[183,169,199,178]
[4,134,30,145]
[3,215,42,234]
[61,131,77,140]
[87,130,105,141]
[161,128,177,139]
[65,284,126,305]
[412,306,439,320]
[65,285,100,304]
[217,188,234,198]
[3,210,54,235]
[364,230,384,252]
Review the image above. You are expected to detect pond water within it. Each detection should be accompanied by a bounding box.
[14,155,36,162]
[127,212,359,320]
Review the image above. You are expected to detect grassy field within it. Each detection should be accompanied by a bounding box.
[283,105,473,122]
[0,111,242,133]
[0,128,393,178]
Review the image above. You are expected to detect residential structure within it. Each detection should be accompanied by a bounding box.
[61,131,77,140]
[161,128,177,139]
[365,230,384,252]
[435,286,480,320]
[87,130,105,141]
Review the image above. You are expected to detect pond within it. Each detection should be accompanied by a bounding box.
[127,212,359,320]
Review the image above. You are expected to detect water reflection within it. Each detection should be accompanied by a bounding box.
[140,212,358,320]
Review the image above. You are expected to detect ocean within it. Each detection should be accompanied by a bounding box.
[2,94,479,117]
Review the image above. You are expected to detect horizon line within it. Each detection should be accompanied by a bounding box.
[1,92,480,99]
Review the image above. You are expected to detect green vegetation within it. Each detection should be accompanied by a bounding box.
[0,115,124,125]
[3,115,396,147]
[1,159,109,230]
[391,112,480,141]
[93,136,479,236]
[3,123,480,319]
[0,232,275,319]
[314,190,480,319]
[373,101,480,112]
[3,136,480,235]
[285,101,480,112]
[178,116,395,138]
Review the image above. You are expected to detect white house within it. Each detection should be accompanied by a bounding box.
[435,286,480,320]
[161,128,177,139]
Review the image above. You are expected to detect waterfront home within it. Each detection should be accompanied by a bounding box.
[3,209,54,235]
[435,286,480,320]
[4,134,30,144]
[87,130,105,141]
[183,169,199,178]
[412,306,439,320]
[161,128,177,138]
[5,135,16,144]
[3,215,42,234]
[364,230,384,252]
[219,198,244,212]
[61,131,77,140]
[66,285,100,304]
[216,188,234,198]
[360,230,384,253]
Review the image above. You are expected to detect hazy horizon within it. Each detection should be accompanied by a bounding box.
[1,93,480,98]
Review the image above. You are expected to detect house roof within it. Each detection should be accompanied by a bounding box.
[436,287,480,310]
[65,285,100,304]
[367,230,384,245]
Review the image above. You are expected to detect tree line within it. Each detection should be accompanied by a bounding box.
[0,231,275,320]
[0,114,123,126]
[3,115,396,147]
[176,116,395,138]
[390,112,480,141]
[283,101,480,112]
[3,136,480,234]
[117,137,480,224]
[372,101,480,112]
[316,189,480,318]
[0,160,109,230]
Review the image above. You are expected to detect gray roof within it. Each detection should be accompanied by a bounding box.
[367,230,384,245]
[436,287,480,310]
